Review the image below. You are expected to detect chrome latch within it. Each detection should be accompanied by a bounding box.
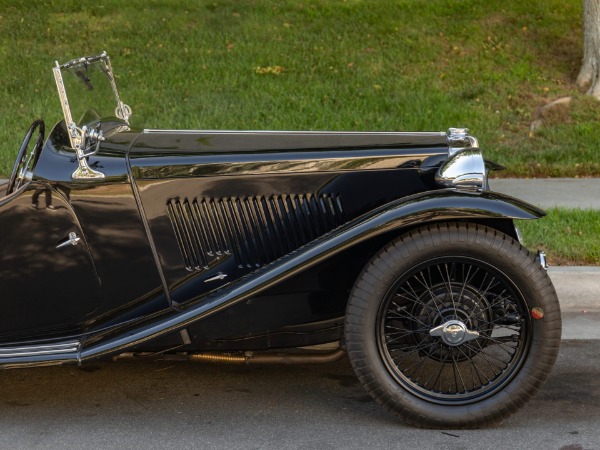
[56,232,81,249]
[204,273,228,283]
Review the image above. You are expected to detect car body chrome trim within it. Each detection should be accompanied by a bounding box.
[204,273,228,283]
[435,147,486,191]
[142,129,447,137]
[0,341,80,359]
[447,127,479,156]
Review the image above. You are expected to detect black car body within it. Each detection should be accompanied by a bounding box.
[0,53,561,428]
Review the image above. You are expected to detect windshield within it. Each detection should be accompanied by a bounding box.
[53,52,131,148]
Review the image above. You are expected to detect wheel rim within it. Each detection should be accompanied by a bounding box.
[377,257,531,405]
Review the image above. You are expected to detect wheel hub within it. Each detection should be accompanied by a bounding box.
[429,319,480,346]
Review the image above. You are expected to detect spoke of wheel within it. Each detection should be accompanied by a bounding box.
[404,280,424,307]
[408,342,439,382]
[395,288,438,315]
[423,352,446,390]
[456,345,490,386]
[438,345,446,393]
[390,335,435,362]
[474,316,521,331]
[451,352,467,394]
[402,339,440,374]
[386,310,428,326]
[385,327,431,344]
[384,324,429,334]
[464,342,506,375]
[457,264,479,304]
[391,340,438,369]
[413,272,444,316]
[479,273,502,300]
[491,335,521,344]
[463,344,506,378]
[475,336,518,357]
[486,290,512,309]
[385,308,430,328]
[442,262,456,310]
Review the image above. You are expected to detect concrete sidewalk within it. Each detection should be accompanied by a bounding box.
[549,267,599,312]
[490,177,600,209]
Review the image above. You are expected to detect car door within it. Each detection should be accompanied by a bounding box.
[0,185,101,337]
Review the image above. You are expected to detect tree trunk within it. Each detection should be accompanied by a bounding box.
[577,0,600,99]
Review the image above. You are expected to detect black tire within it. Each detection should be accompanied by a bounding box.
[344,222,561,428]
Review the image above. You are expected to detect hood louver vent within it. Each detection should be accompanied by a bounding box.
[168,194,345,271]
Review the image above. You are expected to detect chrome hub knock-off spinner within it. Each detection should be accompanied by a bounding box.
[429,319,480,346]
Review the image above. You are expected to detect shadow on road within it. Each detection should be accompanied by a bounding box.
[0,341,597,449]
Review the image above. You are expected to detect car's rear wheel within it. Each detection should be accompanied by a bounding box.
[344,222,561,428]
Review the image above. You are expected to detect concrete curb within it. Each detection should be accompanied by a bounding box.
[548,267,599,312]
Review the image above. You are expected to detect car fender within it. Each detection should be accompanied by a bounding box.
[79,188,543,361]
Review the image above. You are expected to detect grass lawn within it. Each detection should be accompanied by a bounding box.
[0,0,598,176]
[519,208,600,265]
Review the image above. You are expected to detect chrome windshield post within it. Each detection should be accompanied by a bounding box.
[53,60,105,180]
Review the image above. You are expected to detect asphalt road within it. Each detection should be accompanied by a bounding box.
[0,338,597,450]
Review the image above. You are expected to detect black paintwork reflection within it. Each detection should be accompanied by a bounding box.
[0,119,546,361]
[134,168,435,306]
[78,189,543,361]
[132,130,448,154]
[0,184,101,338]
[0,121,170,338]
[130,131,448,179]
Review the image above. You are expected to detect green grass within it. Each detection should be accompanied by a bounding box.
[0,0,598,176]
[519,208,600,265]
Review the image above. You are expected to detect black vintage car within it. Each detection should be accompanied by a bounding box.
[0,52,560,428]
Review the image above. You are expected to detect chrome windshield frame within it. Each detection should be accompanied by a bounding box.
[52,51,132,180]
[52,51,132,149]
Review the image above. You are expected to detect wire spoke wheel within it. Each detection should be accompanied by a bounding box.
[344,223,561,428]
[377,257,529,404]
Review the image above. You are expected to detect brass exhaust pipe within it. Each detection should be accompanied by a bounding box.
[189,348,346,365]
[189,353,248,364]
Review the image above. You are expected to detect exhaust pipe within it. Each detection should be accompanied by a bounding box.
[113,348,346,365]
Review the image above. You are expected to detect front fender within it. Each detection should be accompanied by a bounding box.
[79,188,543,361]
[351,188,544,232]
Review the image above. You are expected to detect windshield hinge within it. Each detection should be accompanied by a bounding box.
[70,124,105,180]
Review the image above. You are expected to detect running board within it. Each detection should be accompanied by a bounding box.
[0,341,80,367]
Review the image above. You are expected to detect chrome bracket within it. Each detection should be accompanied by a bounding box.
[536,251,549,270]
[56,232,81,249]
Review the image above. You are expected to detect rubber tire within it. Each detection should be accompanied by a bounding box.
[344,222,561,428]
